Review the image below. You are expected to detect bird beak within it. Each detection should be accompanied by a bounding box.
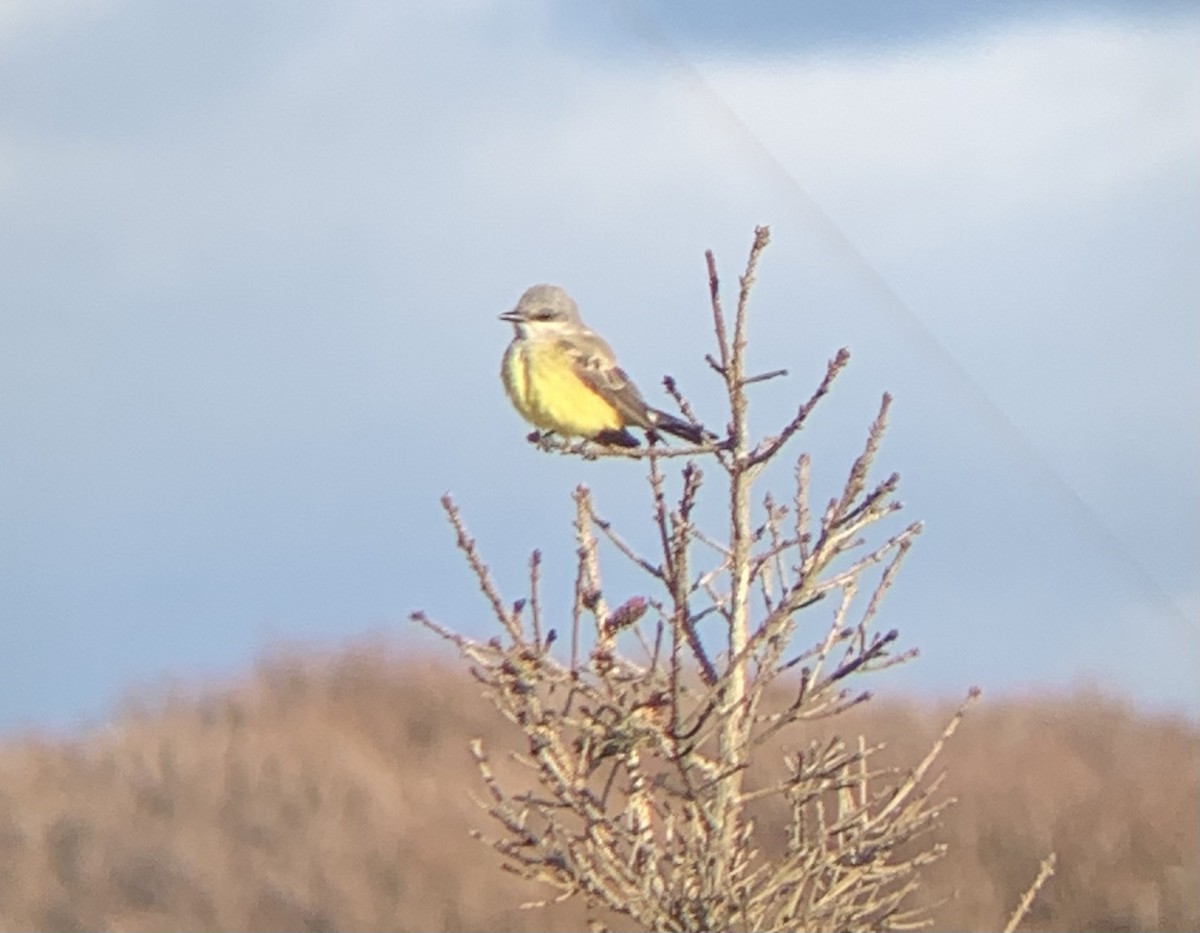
[499,310,523,323]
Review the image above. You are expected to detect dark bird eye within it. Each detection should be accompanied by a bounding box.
[532,307,556,320]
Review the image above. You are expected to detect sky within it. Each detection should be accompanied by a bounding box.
[1,0,1197,734]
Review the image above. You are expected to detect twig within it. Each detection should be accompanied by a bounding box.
[440,495,520,641]
[741,367,788,386]
[706,250,730,376]
[832,393,892,519]
[662,375,712,440]
[750,349,851,467]
[530,549,543,649]
[1003,853,1057,933]
[592,513,664,580]
[873,688,980,825]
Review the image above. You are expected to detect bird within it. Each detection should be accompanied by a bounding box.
[499,284,710,448]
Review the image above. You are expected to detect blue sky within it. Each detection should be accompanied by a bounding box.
[1,0,1197,733]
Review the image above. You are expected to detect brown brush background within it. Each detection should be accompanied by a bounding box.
[1,642,1195,932]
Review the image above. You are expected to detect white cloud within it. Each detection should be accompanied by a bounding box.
[698,17,1199,243]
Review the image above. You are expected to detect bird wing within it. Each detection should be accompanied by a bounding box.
[559,330,655,430]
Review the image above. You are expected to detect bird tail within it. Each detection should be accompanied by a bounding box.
[594,427,641,448]
[646,409,715,445]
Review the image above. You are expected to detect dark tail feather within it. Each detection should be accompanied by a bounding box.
[647,409,714,445]
[595,427,641,448]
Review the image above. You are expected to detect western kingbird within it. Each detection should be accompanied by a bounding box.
[500,284,708,448]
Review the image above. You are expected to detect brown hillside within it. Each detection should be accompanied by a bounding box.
[0,644,1195,932]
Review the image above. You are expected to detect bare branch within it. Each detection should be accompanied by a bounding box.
[731,225,771,409]
[750,348,852,467]
[591,512,663,580]
[529,549,543,650]
[831,393,893,521]
[742,367,789,386]
[440,495,520,642]
[1004,852,1057,933]
[662,374,712,442]
[528,431,723,459]
[706,250,730,377]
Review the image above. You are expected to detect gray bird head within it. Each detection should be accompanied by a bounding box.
[500,284,584,337]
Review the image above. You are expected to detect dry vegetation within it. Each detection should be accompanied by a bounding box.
[0,649,1194,932]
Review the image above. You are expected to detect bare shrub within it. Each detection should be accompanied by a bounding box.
[414,228,1048,931]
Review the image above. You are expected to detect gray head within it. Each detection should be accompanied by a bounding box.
[500,284,584,337]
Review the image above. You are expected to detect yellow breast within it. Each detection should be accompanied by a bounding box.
[501,339,623,438]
